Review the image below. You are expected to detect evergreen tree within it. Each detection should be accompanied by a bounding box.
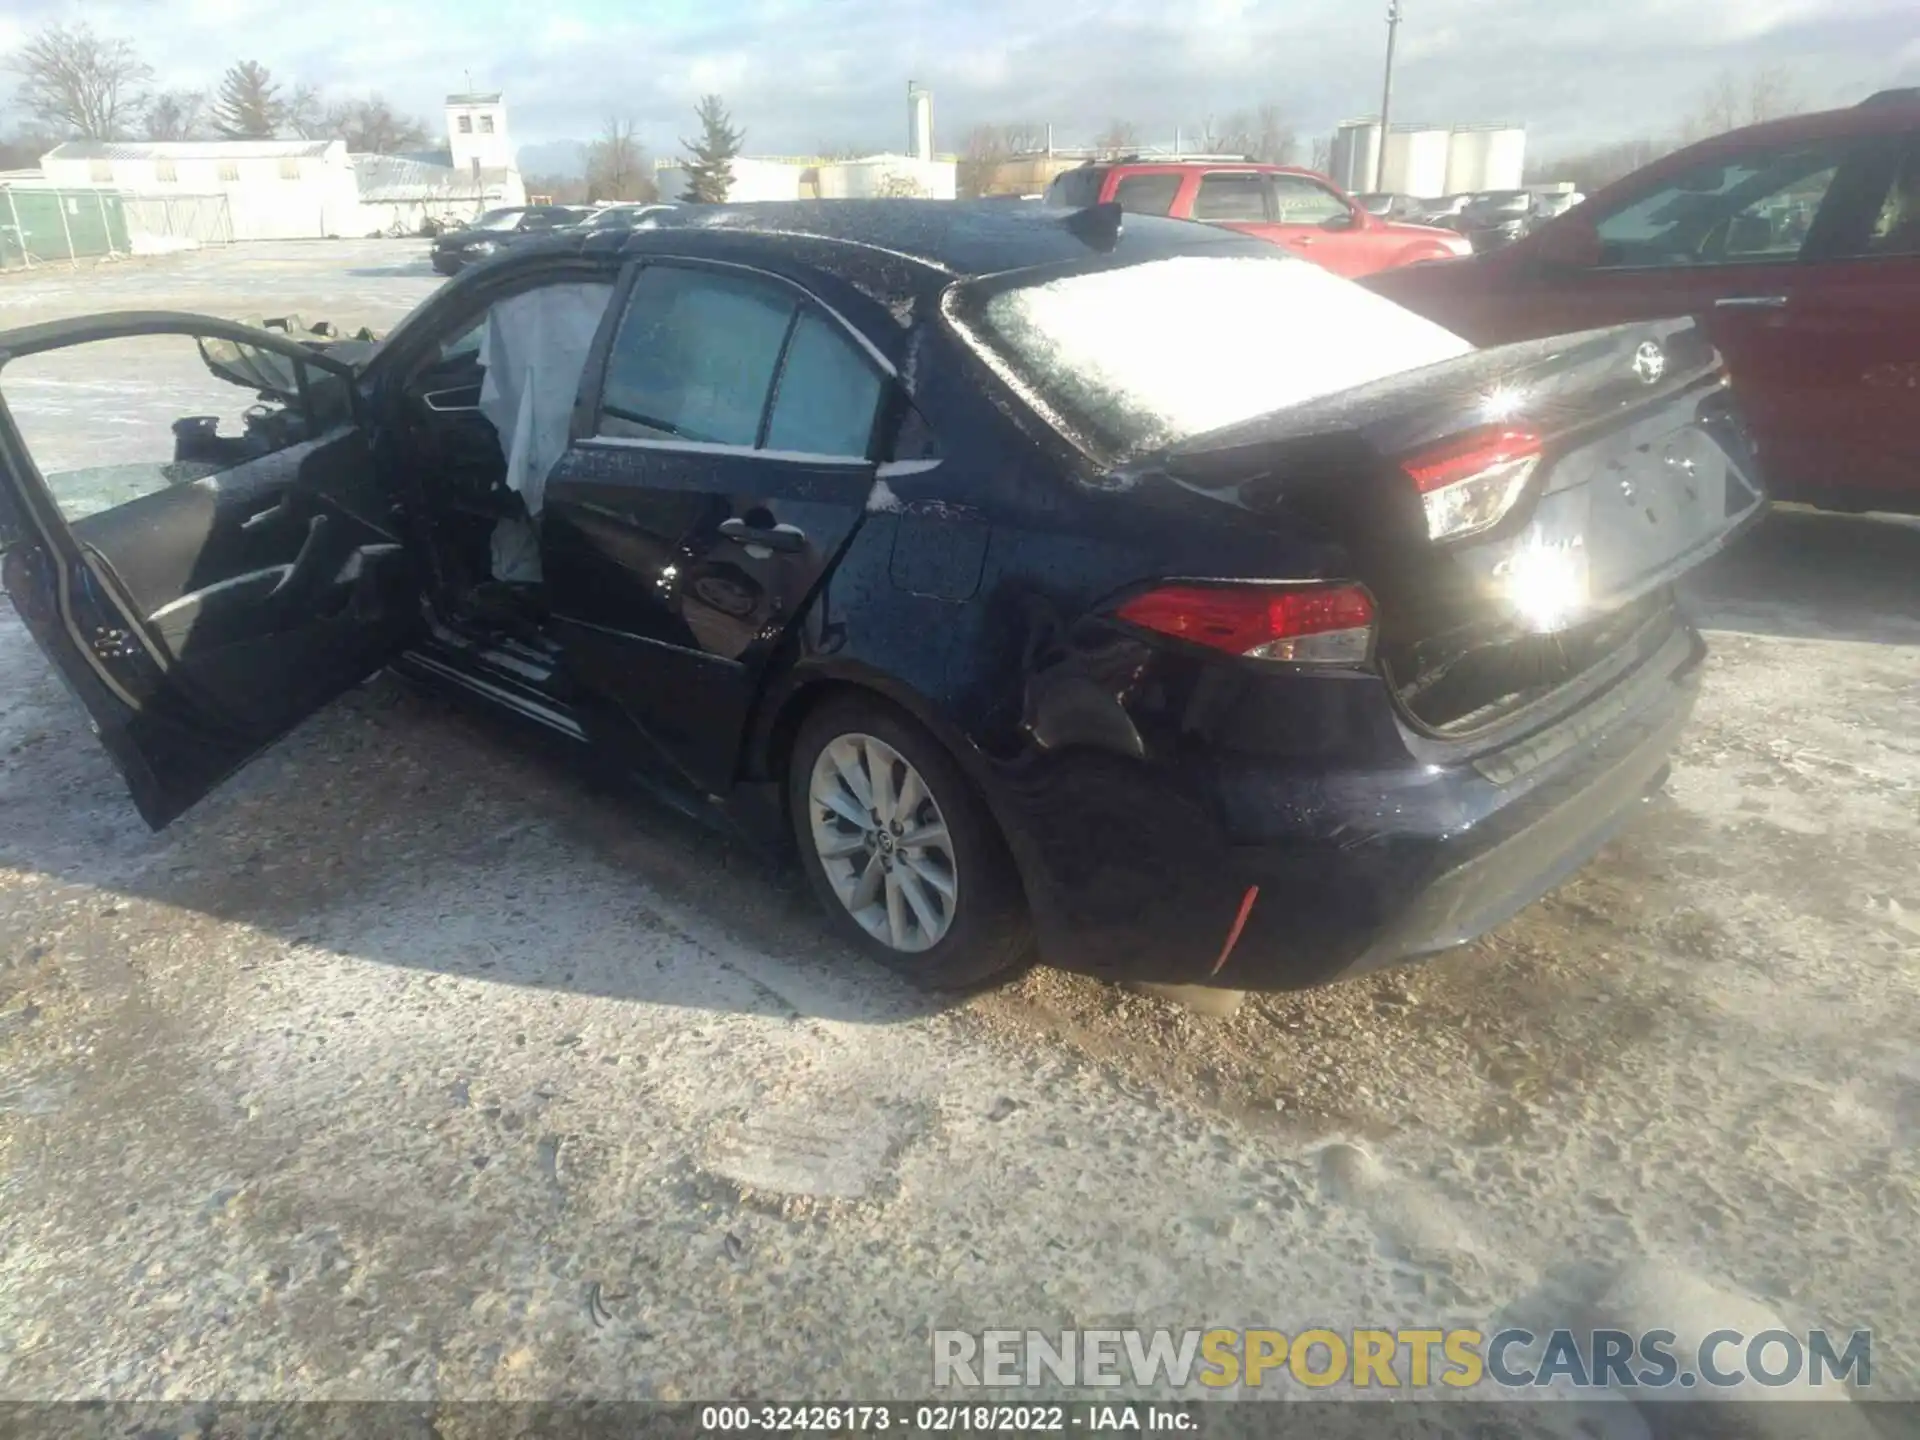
[212,60,281,139]
[680,95,743,204]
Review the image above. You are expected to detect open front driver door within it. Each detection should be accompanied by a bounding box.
[0,312,422,828]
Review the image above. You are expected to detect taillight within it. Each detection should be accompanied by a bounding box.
[1115,583,1375,665]
[1403,427,1542,541]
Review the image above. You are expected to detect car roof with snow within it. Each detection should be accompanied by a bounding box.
[601,199,1274,283]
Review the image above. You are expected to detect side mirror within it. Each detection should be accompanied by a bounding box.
[1320,209,1359,232]
[1529,219,1602,269]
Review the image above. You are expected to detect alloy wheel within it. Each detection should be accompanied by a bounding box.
[806,732,959,953]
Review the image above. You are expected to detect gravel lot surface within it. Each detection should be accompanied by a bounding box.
[1,243,1916,1424]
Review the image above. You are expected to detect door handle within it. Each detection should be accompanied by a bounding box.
[718,517,806,553]
[1713,295,1788,309]
[1286,235,1314,246]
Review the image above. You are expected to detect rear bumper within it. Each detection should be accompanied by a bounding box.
[1002,622,1705,991]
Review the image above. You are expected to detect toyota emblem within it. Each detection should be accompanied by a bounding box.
[1632,341,1667,386]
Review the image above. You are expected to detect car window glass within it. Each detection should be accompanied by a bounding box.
[1192,173,1267,221]
[600,265,797,446]
[2,332,337,526]
[1269,175,1351,224]
[1112,174,1181,216]
[764,311,884,457]
[439,319,487,360]
[1854,136,1920,257]
[1047,168,1105,208]
[1593,143,1851,268]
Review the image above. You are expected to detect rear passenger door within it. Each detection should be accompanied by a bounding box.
[541,260,889,795]
[1263,174,1374,276]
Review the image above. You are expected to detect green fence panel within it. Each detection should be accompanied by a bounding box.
[0,187,130,268]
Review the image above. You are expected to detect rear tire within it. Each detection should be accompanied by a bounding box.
[788,696,1031,990]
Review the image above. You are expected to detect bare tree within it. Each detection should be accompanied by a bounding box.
[814,142,866,161]
[143,89,209,141]
[0,129,58,170]
[587,116,655,201]
[326,96,432,154]
[282,83,327,139]
[1217,104,1295,164]
[1526,136,1671,195]
[956,123,1010,198]
[1746,66,1800,123]
[5,23,153,140]
[1682,66,1802,142]
[999,122,1048,155]
[1094,119,1140,155]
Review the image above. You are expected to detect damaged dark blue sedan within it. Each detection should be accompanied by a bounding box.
[0,201,1763,991]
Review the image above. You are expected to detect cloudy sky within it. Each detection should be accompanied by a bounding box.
[2,0,1915,171]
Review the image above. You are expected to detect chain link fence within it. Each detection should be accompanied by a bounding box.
[1,187,233,271]
[121,193,235,253]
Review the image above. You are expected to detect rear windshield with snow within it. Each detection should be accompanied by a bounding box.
[955,254,1471,461]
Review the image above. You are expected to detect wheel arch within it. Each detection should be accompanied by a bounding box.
[747,664,1039,909]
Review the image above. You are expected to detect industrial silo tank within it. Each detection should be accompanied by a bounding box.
[1446,124,1528,194]
[1480,127,1527,191]
[1331,119,1381,192]
[1385,127,1451,197]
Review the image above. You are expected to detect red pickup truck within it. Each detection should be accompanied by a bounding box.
[1045,159,1472,278]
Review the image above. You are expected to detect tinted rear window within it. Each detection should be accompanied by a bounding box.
[1113,174,1182,216]
[1046,167,1108,208]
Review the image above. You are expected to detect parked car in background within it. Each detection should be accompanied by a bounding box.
[0,201,1760,992]
[1455,190,1546,252]
[1366,89,1920,514]
[1045,158,1471,277]
[1355,192,1427,221]
[1415,194,1476,229]
[429,205,589,274]
[1535,190,1587,219]
[571,203,678,234]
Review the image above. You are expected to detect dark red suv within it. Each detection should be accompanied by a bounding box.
[1045,159,1471,279]
[1368,91,1920,513]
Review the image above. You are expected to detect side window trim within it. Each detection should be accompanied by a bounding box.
[1813,130,1920,261]
[576,434,874,467]
[755,307,807,449]
[587,256,895,462]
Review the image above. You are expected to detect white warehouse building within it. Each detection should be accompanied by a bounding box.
[653,153,957,205]
[1327,119,1526,197]
[39,92,527,241]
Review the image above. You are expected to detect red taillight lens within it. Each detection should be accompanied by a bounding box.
[1403,427,1542,541]
[1115,583,1375,665]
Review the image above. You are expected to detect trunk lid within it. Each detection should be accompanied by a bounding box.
[1125,318,1763,736]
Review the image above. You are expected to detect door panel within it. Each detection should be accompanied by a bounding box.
[1774,132,1920,505]
[1472,136,1873,499]
[542,257,889,797]
[545,440,875,793]
[0,316,419,827]
[1788,258,1920,503]
[1265,174,1373,276]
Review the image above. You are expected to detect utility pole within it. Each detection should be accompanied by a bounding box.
[1374,0,1402,191]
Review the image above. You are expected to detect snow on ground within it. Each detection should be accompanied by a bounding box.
[0,242,1916,1416]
